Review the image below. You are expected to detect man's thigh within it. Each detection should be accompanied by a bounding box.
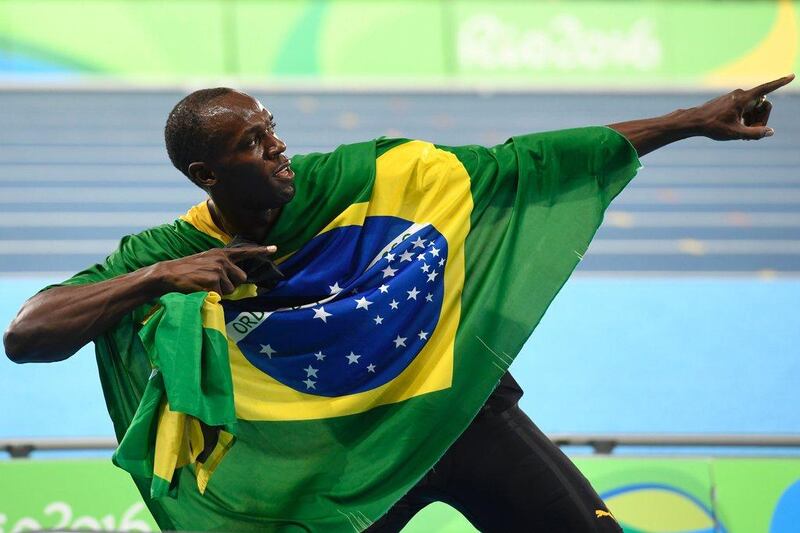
[367,404,621,533]
[441,404,621,532]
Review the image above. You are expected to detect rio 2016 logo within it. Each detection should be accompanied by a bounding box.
[0,501,152,532]
[458,14,662,72]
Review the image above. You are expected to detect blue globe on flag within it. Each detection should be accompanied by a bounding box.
[223,215,448,397]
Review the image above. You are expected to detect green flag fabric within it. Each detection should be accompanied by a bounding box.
[112,290,237,500]
[55,127,640,531]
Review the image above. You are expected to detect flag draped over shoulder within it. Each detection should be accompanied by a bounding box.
[57,127,640,531]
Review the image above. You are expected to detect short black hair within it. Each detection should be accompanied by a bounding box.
[164,87,235,180]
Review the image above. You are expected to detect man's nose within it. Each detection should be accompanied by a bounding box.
[265,136,287,159]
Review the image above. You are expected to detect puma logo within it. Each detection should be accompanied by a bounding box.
[595,509,615,519]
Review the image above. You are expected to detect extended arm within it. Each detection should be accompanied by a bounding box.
[5,269,165,363]
[608,74,794,157]
[3,246,274,363]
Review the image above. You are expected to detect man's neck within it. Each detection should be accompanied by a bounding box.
[206,198,280,244]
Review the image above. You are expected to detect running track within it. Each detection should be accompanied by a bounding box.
[1,90,799,444]
[0,90,798,276]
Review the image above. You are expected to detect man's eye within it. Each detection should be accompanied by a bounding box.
[269,121,277,132]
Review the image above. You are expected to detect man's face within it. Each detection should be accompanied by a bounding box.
[201,91,296,210]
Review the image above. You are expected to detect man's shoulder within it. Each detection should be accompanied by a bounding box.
[116,215,224,263]
[291,139,378,173]
[121,200,228,257]
[47,207,225,290]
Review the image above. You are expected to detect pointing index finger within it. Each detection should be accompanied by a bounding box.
[747,74,795,97]
[225,245,278,259]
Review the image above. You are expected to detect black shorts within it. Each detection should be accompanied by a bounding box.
[366,374,621,533]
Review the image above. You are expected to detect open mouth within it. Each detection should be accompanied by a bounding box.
[273,160,295,180]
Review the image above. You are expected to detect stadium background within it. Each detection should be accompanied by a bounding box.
[1,0,799,531]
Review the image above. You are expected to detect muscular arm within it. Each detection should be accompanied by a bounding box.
[3,245,275,364]
[4,269,165,363]
[608,74,794,157]
[608,108,701,157]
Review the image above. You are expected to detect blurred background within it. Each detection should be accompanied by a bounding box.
[1,0,799,531]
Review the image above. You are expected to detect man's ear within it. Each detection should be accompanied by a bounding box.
[187,162,218,189]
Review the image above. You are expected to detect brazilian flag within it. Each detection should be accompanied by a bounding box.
[57,127,639,531]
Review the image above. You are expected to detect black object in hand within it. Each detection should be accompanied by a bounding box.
[226,235,285,289]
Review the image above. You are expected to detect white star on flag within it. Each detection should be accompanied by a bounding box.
[412,236,426,248]
[367,364,376,373]
[421,263,430,273]
[417,253,427,261]
[427,271,439,282]
[328,282,343,295]
[389,299,399,310]
[304,365,318,378]
[374,315,384,325]
[303,379,316,390]
[346,352,361,364]
[355,296,373,310]
[314,351,326,361]
[399,250,414,262]
[260,344,277,358]
[407,287,420,300]
[385,252,396,262]
[393,335,407,348]
[418,330,429,340]
[439,258,445,267]
[378,284,389,293]
[429,246,440,257]
[425,293,433,302]
[313,306,332,323]
[381,265,398,278]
